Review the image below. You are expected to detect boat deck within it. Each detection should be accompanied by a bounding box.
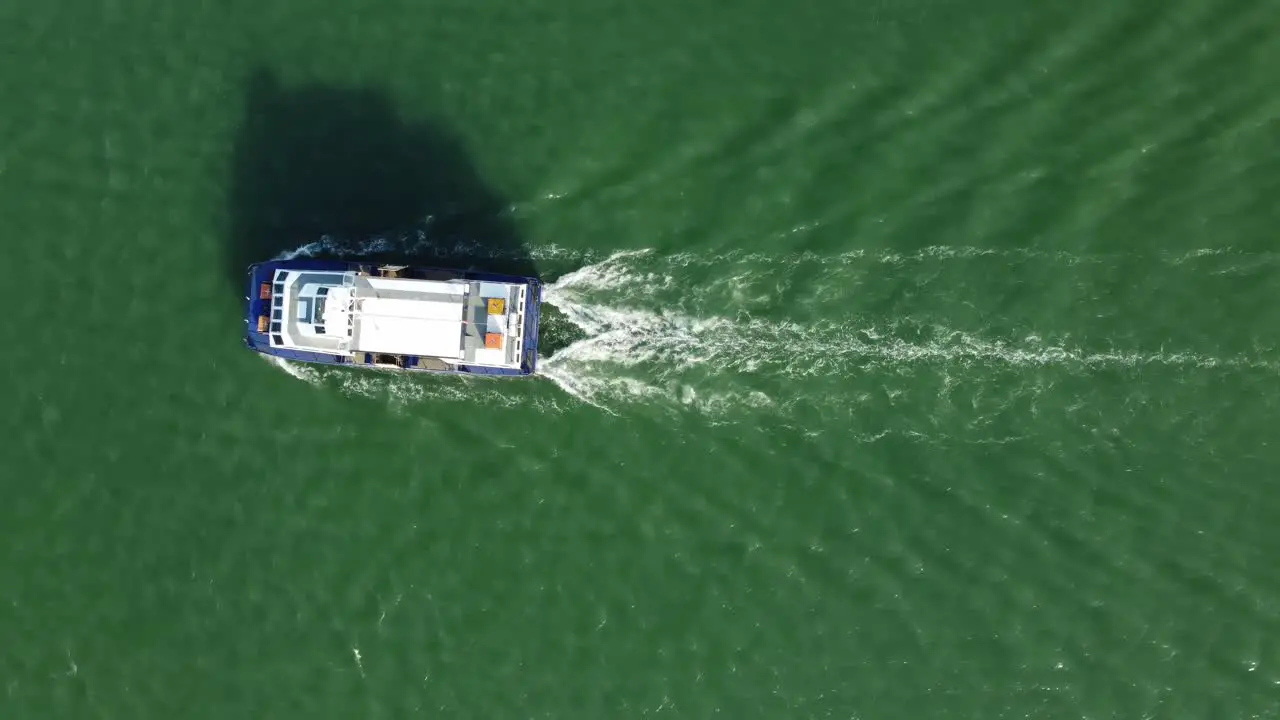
[462,281,524,366]
[245,258,540,376]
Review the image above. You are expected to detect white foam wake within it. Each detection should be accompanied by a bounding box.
[536,250,1277,410]
[261,354,322,384]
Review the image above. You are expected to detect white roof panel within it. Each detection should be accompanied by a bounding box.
[362,276,467,295]
[360,296,463,322]
[352,316,462,357]
[478,282,511,298]
[470,347,509,366]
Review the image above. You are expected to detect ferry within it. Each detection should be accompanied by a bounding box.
[243,258,541,376]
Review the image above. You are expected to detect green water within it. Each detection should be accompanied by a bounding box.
[3,0,1279,717]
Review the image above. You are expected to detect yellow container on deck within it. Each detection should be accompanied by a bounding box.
[486,297,505,315]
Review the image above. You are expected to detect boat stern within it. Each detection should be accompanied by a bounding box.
[521,278,542,374]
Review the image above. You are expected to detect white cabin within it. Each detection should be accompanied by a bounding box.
[264,267,530,369]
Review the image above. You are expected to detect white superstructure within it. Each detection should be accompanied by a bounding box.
[263,267,530,369]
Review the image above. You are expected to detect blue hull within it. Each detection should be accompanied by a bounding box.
[244,258,541,376]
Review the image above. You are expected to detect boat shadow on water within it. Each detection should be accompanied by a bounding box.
[225,67,581,357]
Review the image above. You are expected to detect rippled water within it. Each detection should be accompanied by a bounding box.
[2,0,1279,718]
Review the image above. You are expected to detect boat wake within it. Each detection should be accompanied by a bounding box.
[261,354,322,384]
[536,249,1278,413]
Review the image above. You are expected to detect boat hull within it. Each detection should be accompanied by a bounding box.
[243,258,541,376]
